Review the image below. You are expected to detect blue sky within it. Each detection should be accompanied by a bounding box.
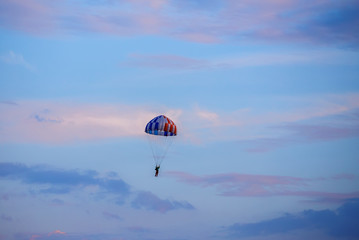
[0,0,359,239]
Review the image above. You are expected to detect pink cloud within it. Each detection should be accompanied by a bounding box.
[27,230,66,240]
[0,0,357,46]
[0,94,358,145]
[0,101,173,143]
[48,230,66,236]
[30,235,41,240]
[166,171,359,202]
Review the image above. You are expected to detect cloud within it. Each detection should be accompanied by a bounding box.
[0,162,195,214]
[0,51,35,71]
[0,94,358,146]
[217,0,359,47]
[0,0,358,47]
[288,1,359,48]
[0,162,130,197]
[30,235,41,240]
[244,107,359,152]
[0,0,56,35]
[0,101,164,143]
[223,199,359,239]
[131,191,195,213]
[195,108,220,125]
[190,94,359,147]
[32,109,63,123]
[22,230,67,240]
[48,230,66,236]
[167,171,359,203]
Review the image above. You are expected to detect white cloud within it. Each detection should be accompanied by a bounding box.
[1,51,36,71]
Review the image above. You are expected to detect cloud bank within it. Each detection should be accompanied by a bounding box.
[0,162,130,197]
[0,0,358,47]
[0,162,195,213]
[223,199,359,239]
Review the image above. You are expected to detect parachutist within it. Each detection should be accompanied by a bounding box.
[155,165,160,177]
[145,115,177,178]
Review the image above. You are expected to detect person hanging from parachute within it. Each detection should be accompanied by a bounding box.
[155,165,160,177]
[145,115,177,177]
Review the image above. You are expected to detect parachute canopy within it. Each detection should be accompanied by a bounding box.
[145,115,177,136]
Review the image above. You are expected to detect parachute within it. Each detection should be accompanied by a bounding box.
[145,115,177,172]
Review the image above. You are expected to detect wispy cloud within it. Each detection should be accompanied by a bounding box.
[167,171,359,203]
[222,199,359,239]
[0,0,358,47]
[0,51,35,71]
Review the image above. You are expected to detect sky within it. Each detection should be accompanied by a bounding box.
[0,0,359,239]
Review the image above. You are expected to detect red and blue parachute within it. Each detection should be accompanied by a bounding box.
[145,115,177,136]
[145,115,177,175]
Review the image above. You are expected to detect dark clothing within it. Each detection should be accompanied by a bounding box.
[155,166,160,177]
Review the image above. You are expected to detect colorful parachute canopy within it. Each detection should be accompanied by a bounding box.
[145,115,177,136]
